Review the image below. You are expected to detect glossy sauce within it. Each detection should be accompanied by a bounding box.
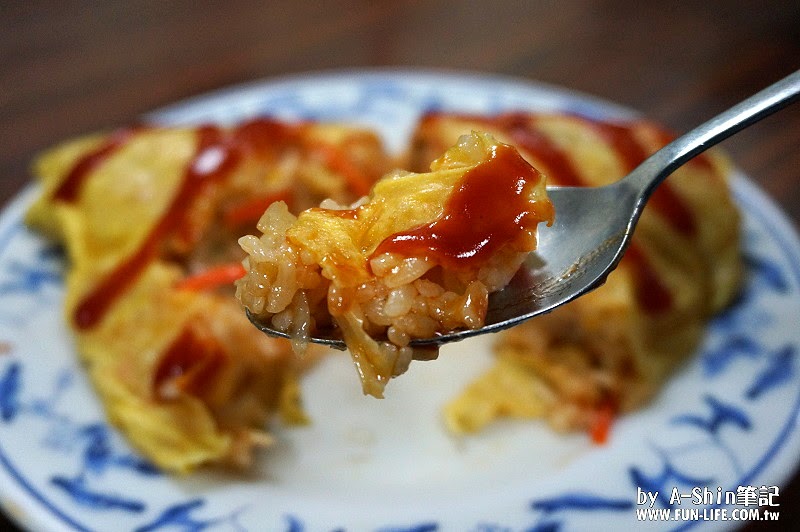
[576,120,679,312]
[622,243,673,313]
[73,126,230,328]
[438,112,698,236]
[424,112,681,313]
[498,113,585,187]
[589,120,696,236]
[371,144,552,271]
[53,126,142,203]
[232,117,300,154]
[153,326,226,398]
[71,118,303,330]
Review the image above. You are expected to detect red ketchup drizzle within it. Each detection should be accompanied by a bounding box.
[232,117,300,154]
[53,126,143,203]
[371,144,551,271]
[152,326,226,399]
[497,113,585,187]
[582,120,683,313]
[73,126,238,329]
[449,112,678,314]
[453,112,697,237]
[622,243,673,313]
[485,113,686,313]
[590,121,696,237]
[71,118,302,330]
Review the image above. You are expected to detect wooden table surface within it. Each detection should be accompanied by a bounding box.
[2,2,798,530]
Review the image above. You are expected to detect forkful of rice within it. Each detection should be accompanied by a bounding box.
[237,69,800,398]
[236,131,554,397]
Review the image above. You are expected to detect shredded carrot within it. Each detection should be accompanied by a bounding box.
[315,142,373,197]
[223,189,294,228]
[176,263,246,291]
[589,403,615,445]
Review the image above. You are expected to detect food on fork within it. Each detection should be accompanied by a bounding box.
[409,112,742,441]
[25,117,391,472]
[24,102,742,476]
[236,132,555,398]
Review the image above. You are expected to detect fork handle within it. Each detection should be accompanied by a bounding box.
[627,69,800,196]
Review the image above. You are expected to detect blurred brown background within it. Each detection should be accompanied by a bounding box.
[1,1,798,530]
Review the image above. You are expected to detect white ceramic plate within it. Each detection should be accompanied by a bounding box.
[1,70,799,532]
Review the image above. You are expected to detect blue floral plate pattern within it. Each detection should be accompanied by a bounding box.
[1,70,799,531]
